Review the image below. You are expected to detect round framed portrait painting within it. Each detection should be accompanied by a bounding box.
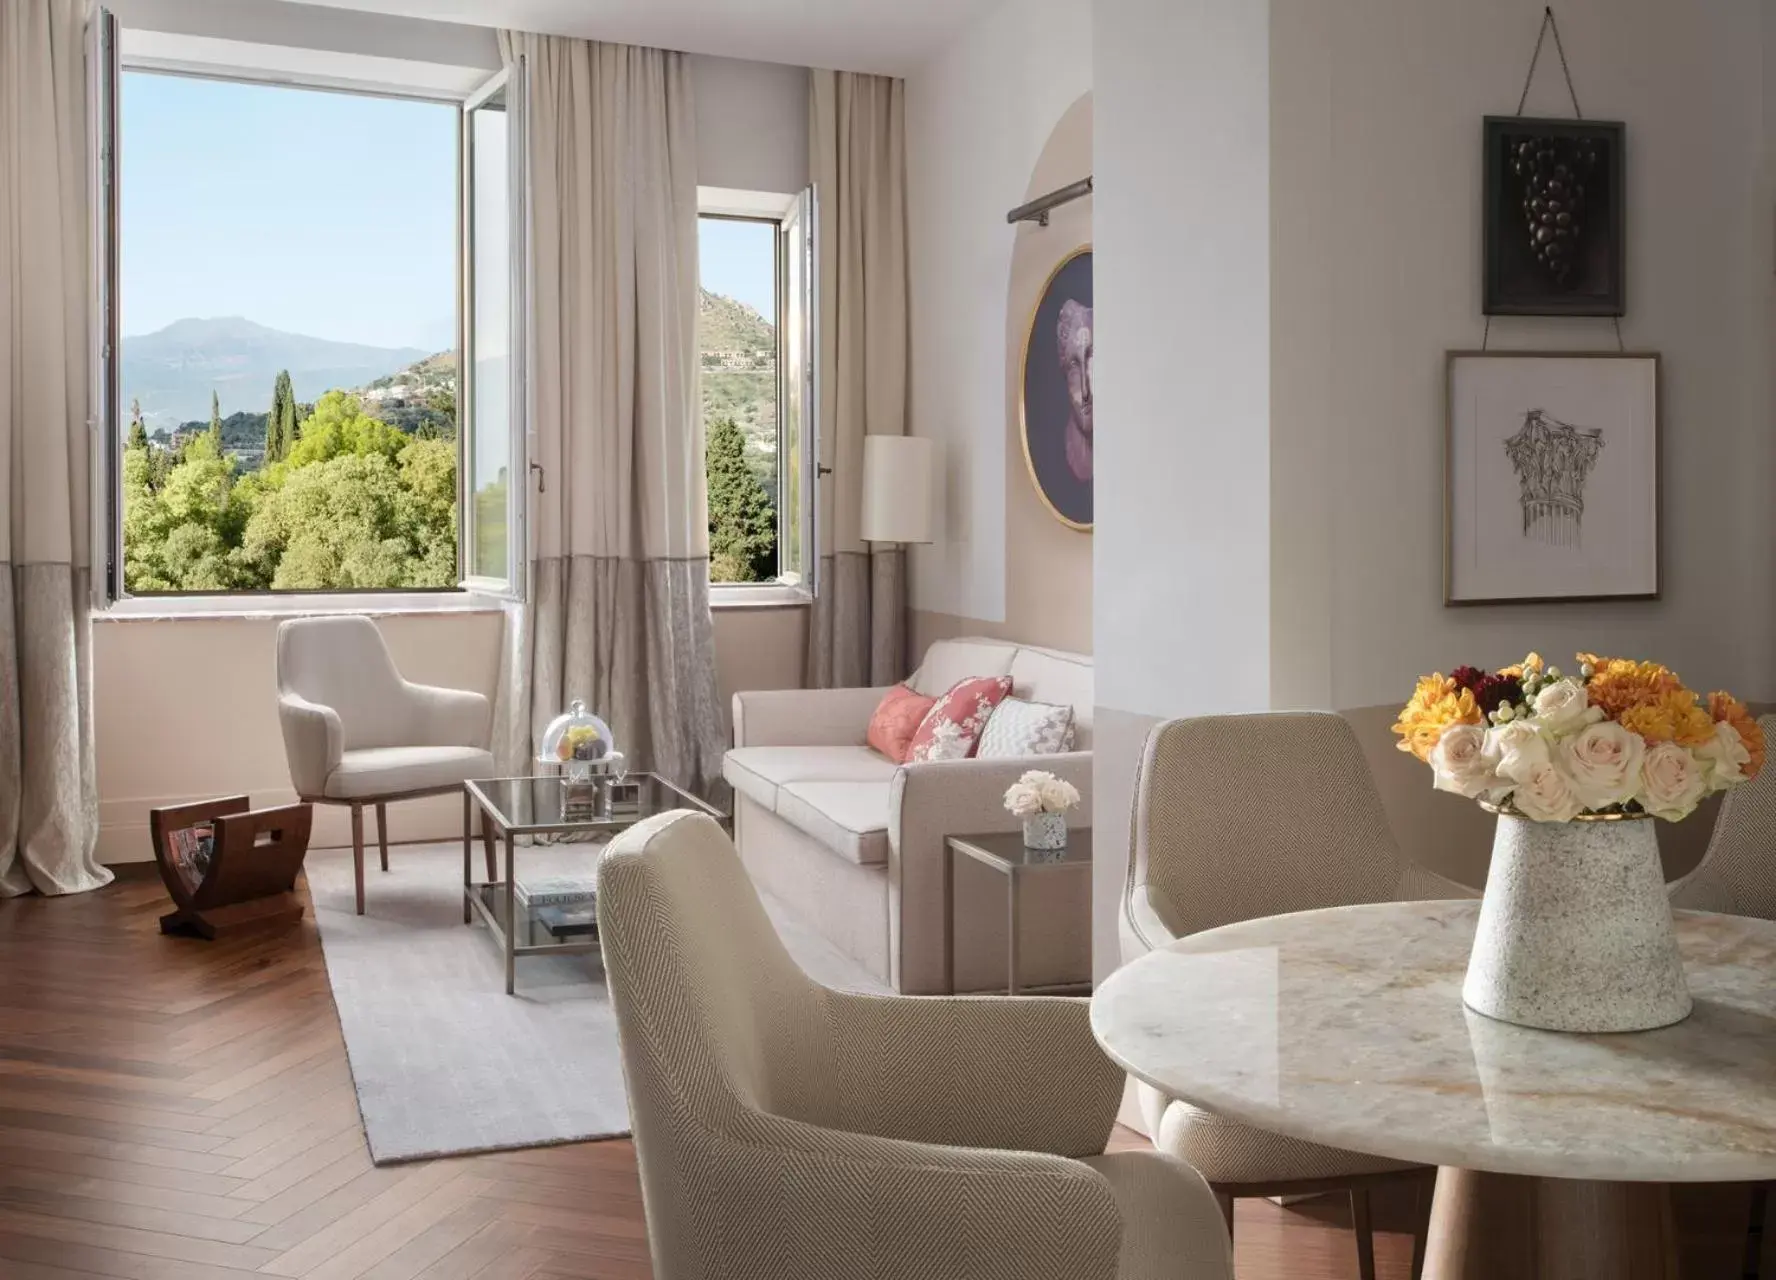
[1020,247,1093,530]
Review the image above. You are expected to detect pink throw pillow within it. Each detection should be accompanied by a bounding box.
[867,684,938,763]
[907,675,1015,763]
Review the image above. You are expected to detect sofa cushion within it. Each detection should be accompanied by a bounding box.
[866,684,936,763]
[908,675,1014,763]
[910,638,1019,698]
[976,697,1077,758]
[775,781,892,866]
[722,745,898,812]
[1007,645,1094,748]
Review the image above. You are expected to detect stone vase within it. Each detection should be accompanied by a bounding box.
[1463,811,1692,1033]
[1022,812,1068,851]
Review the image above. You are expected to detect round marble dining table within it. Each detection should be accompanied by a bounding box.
[1090,900,1776,1280]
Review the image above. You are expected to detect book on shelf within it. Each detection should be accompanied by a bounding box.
[514,876,597,909]
[534,904,599,940]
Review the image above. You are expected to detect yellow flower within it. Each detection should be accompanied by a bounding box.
[1581,655,1684,720]
[1619,688,1715,747]
[1393,674,1483,762]
[1498,652,1543,680]
[1709,692,1766,781]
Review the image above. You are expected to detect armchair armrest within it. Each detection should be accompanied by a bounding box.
[707,1105,1124,1280]
[888,752,1093,994]
[731,685,891,748]
[406,681,492,750]
[278,692,342,798]
[823,990,1122,1157]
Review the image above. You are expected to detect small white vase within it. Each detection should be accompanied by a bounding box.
[1463,811,1692,1033]
[1022,812,1068,851]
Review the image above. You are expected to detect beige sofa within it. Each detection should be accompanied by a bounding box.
[725,637,1093,995]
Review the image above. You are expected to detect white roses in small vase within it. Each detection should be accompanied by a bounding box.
[1004,770,1080,851]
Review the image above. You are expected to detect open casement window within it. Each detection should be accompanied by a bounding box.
[90,7,120,606]
[777,184,818,596]
[460,63,529,600]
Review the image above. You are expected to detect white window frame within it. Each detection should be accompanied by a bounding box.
[699,186,818,608]
[90,18,518,611]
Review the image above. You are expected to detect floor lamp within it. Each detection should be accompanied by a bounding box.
[860,435,936,678]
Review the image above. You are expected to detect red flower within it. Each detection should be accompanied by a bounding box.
[1473,674,1523,716]
[1449,666,1489,694]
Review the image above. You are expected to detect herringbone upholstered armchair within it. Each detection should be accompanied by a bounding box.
[1670,713,1776,917]
[1123,712,1478,1280]
[597,809,1234,1280]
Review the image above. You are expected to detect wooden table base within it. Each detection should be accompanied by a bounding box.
[1424,1167,1679,1279]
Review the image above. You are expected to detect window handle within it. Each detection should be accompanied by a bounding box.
[530,461,546,493]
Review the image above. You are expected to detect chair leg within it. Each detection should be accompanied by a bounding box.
[351,804,365,915]
[1411,1172,1432,1280]
[1746,1182,1768,1280]
[376,802,390,872]
[480,810,498,883]
[1351,1187,1377,1280]
[1215,1191,1235,1249]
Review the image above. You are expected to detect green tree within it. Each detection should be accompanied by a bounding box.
[266,370,299,463]
[127,397,149,453]
[705,415,776,583]
[207,390,224,457]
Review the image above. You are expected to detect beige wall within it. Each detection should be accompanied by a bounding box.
[95,604,805,862]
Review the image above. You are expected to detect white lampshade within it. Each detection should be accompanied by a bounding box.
[860,435,936,544]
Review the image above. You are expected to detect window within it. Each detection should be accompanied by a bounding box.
[95,22,527,600]
[699,189,816,592]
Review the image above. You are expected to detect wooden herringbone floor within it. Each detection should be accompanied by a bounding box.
[0,865,1762,1280]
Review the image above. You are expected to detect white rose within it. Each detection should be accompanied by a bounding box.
[1508,760,1585,823]
[1003,782,1043,817]
[1037,776,1081,813]
[1556,720,1645,811]
[1695,720,1751,791]
[1429,723,1500,799]
[1530,679,1597,737]
[1639,742,1709,822]
[1485,719,1551,784]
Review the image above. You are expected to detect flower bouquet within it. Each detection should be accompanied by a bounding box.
[1394,653,1763,1033]
[1004,770,1080,852]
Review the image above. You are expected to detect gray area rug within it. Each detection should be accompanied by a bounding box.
[306,841,885,1165]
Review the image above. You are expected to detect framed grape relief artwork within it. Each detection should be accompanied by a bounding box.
[1483,117,1625,316]
[1020,247,1093,530]
[1445,351,1659,606]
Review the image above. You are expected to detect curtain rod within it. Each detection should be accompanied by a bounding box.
[1006,176,1093,226]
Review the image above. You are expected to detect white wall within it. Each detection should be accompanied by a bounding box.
[1089,0,1776,979]
[1272,0,1775,711]
[905,0,1092,629]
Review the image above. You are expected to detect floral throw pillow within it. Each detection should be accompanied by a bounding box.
[907,676,1015,763]
[975,697,1077,758]
[867,684,938,763]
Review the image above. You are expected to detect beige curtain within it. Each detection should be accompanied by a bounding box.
[492,33,724,796]
[806,70,911,689]
[0,0,106,896]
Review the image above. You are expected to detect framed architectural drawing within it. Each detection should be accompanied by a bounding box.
[1445,351,1659,605]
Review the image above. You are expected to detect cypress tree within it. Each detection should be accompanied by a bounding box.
[207,390,224,455]
[126,398,148,452]
[705,416,776,583]
[266,370,298,462]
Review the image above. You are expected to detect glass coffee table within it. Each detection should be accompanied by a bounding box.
[463,774,728,993]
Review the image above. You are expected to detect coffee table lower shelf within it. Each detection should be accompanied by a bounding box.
[464,881,603,980]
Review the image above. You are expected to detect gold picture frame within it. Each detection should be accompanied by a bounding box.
[1018,245,1093,531]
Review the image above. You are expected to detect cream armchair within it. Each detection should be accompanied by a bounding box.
[1123,713,1477,1280]
[275,616,494,914]
[597,809,1233,1280]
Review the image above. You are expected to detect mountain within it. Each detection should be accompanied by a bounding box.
[699,290,777,487]
[121,317,427,429]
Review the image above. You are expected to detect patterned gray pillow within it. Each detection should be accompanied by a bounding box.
[975,697,1076,758]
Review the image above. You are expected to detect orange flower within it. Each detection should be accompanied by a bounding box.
[1709,692,1766,781]
[1393,674,1483,762]
[1619,688,1715,747]
[1582,655,1684,720]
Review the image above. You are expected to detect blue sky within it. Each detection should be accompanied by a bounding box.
[121,71,778,350]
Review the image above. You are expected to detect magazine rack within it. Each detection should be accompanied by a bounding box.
[150,796,313,939]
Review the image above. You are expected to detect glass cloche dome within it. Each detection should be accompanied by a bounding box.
[537,700,625,782]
